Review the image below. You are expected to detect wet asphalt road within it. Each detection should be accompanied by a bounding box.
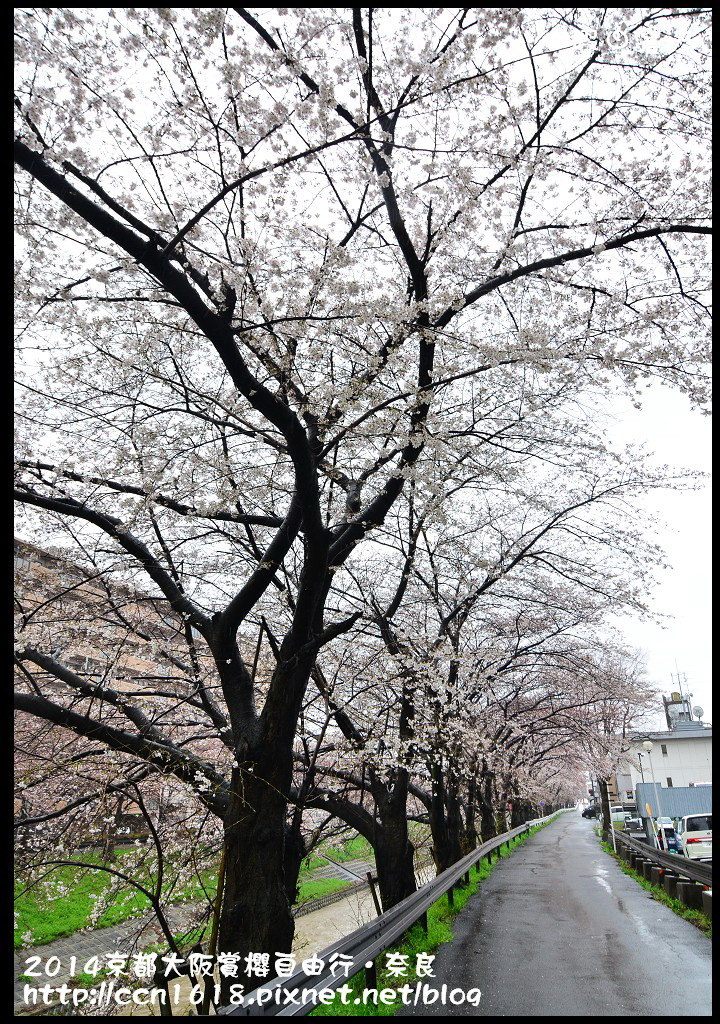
[397,812,712,1016]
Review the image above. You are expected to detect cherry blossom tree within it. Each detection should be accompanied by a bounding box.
[14,7,711,975]
[288,412,679,899]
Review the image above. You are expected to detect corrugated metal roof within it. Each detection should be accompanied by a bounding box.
[635,782,712,821]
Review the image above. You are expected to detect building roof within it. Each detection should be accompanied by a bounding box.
[629,726,712,742]
[634,782,712,820]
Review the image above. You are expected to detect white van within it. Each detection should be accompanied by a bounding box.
[677,813,712,861]
[610,805,626,824]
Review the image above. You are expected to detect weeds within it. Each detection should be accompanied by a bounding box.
[598,839,711,938]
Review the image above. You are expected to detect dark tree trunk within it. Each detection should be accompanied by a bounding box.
[462,775,479,853]
[304,777,416,914]
[429,762,464,873]
[373,786,417,910]
[598,777,611,838]
[446,768,464,860]
[219,765,294,995]
[479,772,497,842]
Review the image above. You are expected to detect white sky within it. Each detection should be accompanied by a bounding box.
[16,10,711,734]
[603,383,712,730]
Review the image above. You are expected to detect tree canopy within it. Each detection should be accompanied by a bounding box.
[14,6,711,982]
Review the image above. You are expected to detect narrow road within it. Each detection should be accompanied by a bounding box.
[397,812,712,1017]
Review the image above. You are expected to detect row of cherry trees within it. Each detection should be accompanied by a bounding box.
[14,6,710,985]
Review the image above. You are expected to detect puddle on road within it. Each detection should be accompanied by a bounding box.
[594,863,613,895]
[593,863,655,943]
[629,913,654,942]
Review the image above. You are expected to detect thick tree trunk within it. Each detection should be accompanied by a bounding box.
[446,771,464,861]
[598,777,611,839]
[462,774,479,853]
[373,794,417,911]
[219,766,294,995]
[305,778,417,914]
[479,773,497,842]
[429,763,464,873]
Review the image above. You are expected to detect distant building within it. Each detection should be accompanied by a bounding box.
[633,781,712,842]
[14,536,187,692]
[603,691,711,811]
[624,692,711,793]
[14,536,216,839]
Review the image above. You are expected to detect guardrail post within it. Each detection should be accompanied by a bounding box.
[463,870,470,885]
[365,959,378,990]
[663,872,680,898]
[366,871,382,917]
[677,880,705,911]
[448,884,455,907]
[419,910,428,933]
[701,889,712,920]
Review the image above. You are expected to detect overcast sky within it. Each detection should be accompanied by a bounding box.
[603,383,712,730]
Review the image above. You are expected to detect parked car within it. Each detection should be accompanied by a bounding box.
[623,814,643,831]
[653,824,682,853]
[676,813,712,861]
[582,805,598,818]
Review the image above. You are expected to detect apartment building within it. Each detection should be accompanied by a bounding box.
[14,536,217,839]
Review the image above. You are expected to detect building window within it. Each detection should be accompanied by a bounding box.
[666,777,673,788]
[661,744,668,755]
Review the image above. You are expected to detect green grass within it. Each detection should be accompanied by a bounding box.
[14,848,219,950]
[309,820,555,1016]
[304,854,330,871]
[317,834,374,864]
[16,856,152,949]
[598,839,711,938]
[297,877,354,905]
[15,836,360,951]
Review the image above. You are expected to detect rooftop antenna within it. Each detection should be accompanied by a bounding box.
[672,664,692,714]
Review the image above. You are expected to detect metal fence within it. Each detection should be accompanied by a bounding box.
[219,810,568,1017]
[293,855,435,919]
[613,828,712,886]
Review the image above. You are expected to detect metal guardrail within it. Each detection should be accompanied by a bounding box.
[613,829,712,886]
[219,810,569,1016]
[293,855,435,919]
